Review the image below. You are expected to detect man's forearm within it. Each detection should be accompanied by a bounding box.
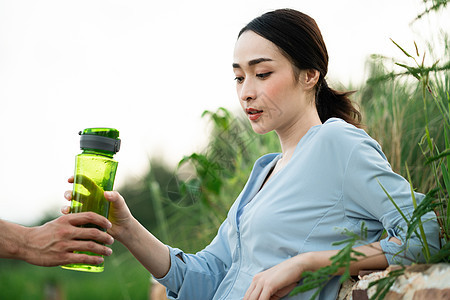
[0,220,27,260]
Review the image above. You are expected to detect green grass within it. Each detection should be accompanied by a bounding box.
[0,243,151,300]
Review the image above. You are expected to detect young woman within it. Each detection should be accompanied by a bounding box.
[65,9,439,300]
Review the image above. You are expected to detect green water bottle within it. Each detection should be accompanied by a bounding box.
[62,128,121,273]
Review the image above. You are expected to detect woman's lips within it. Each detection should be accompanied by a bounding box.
[246,108,263,121]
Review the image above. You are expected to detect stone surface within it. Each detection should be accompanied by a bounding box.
[349,264,450,300]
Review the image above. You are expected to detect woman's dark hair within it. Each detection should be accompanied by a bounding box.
[238,9,361,127]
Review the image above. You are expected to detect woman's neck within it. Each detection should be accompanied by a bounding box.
[276,111,322,164]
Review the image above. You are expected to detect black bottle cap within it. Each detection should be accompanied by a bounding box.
[79,128,121,154]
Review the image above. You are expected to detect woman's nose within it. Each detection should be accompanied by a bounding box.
[240,80,257,102]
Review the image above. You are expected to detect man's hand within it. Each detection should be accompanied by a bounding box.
[20,213,114,267]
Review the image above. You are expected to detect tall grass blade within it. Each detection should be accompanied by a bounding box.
[405,164,431,261]
[368,269,405,300]
[394,63,421,80]
[426,148,450,164]
[150,181,170,243]
[414,41,420,57]
[377,179,409,223]
[406,188,440,241]
[391,39,413,58]
[429,241,450,263]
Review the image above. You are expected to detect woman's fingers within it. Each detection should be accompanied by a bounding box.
[244,256,305,300]
[62,190,72,214]
[61,206,70,215]
[243,282,261,300]
[64,190,72,201]
[104,191,130,219]
[104,191,122,204]
[64,177,73,215]
[271,283,297,299]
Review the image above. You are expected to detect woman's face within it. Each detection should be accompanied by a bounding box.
[233,30,317,135]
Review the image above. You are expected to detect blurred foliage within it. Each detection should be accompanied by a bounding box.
[358,53,447,192]
[414,0,448,22]
[118,158,179,246]
[359,35,449,243]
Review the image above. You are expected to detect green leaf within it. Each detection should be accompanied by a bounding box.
[425,126,433,153]
[405,163,431,261]
[429,241,450,263]
[406,188,440,241]
[377,179,409,223]
[290,224,368,299]
[414,41,420,57]
[426,148,450,164]
[391,39,413,58]
[394,63,422,81]
[368,269,405,300]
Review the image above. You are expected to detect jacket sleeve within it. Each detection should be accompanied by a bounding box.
[343,139,440,265]
[155,219,232,299]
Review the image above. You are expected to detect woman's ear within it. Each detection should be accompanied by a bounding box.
[303,69,320,90]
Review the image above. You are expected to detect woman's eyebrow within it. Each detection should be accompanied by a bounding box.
[232,57,273,69]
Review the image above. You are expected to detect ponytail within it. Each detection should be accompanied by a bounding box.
[316,79,362,128]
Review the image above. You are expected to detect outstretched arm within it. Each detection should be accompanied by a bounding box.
[63,177,171,278]
[103,191,171,278]
[0,213,114,267]
[243,239,399,300]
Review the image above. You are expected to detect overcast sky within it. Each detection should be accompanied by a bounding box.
[0,0,448,225]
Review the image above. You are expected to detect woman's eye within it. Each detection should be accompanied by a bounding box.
[234,76,244,84]
[256,72,272,79]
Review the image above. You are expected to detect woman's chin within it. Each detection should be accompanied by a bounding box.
[250,123,272,135]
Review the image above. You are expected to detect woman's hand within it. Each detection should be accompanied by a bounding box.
[64,177,171,278]
[63,177,134,243]
[102,190,133,242]
[243,254,312,300]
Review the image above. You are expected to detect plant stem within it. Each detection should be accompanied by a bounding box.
[405,163,431,261]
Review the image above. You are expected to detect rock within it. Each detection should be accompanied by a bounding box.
[350,264,450,300]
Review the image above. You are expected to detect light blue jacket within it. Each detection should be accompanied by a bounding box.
[156,118,440,299]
